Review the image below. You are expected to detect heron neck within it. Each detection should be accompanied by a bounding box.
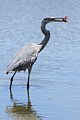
[39,23,50,52]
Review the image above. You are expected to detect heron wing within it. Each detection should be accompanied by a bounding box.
[6,43,42,73]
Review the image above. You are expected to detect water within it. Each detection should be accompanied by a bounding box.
[0,0,80,120]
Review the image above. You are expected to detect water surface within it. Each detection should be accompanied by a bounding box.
[0,0,80,120]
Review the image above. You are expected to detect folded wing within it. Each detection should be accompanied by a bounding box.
[6,43,42,73]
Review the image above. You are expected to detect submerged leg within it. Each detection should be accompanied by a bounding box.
[27,65,33,90]
[10,88,13,101]
[10,72,16,91]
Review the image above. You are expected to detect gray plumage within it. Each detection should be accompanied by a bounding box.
[6,43,42,73]
[6,16,67,91]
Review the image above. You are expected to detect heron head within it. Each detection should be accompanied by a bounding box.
[42,16,68,24]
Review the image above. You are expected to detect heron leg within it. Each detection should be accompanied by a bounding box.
[10,72,16,91]
[27,65,33,90]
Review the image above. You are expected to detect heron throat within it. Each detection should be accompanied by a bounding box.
[39,22,50,52]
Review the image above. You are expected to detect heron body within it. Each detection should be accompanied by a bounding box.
[6,16,67,90]
[6,43,42,72]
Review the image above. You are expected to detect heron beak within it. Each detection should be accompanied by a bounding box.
[53,16,68,22]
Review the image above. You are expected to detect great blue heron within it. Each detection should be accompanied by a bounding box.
[6,16,67,91]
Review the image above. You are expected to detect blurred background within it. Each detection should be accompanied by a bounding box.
[0,0,80,120]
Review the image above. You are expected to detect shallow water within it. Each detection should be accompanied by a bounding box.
[0,0,80,120]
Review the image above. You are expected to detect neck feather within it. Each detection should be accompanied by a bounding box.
[39,22,50,52]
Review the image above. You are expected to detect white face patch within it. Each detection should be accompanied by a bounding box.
[50,17,54,19]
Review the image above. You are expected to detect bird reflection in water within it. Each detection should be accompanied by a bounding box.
[6,90,42,120]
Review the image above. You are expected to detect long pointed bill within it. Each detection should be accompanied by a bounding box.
[53,16,68,22]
